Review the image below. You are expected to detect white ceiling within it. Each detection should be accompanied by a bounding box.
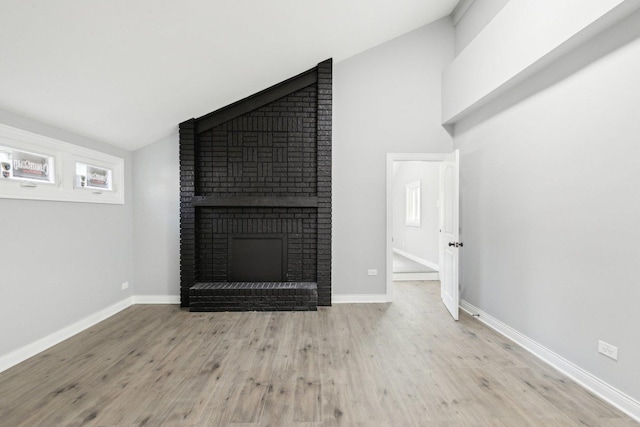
[0,0,459,151]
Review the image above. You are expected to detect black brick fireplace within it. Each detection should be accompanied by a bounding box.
[179,59,332,311]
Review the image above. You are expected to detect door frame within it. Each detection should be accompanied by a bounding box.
[386,153,448,302]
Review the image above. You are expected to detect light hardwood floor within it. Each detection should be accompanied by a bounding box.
[0,281,636,426]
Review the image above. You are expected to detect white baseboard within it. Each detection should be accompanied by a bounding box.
[460,300,640,423]
[393,272,440,281]
[2,292,388,373]
[133,295,180,304]
[393,248,439,271]
[332,294,388,304]
[0,297,134,374]
[0,294,182,374]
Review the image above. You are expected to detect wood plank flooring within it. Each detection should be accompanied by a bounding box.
[0,281,636,426]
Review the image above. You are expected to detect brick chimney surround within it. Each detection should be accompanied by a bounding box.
[179,59,332,312]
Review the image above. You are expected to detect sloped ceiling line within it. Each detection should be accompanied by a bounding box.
[0,0,459,150]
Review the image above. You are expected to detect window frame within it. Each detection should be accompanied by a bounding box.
[0,124,124,204]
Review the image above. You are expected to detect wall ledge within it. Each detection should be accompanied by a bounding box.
[442,0,640,127]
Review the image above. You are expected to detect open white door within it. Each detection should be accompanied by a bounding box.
[440,150,460,320]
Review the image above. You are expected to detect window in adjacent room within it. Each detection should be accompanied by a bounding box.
[406,180,421,227]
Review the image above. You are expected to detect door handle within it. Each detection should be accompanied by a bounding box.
[448,242,464,248]
[448,242,455,247]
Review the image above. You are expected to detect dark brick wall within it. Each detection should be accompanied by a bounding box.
[196,85,317,197]
[179,119,196,306]
[179,59,332,309]
[316,59,332,306]
[197,207,317,282]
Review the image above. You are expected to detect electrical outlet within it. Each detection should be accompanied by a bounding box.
[598,340,618,361]
[368,269,377,276]
[121,281,129,290]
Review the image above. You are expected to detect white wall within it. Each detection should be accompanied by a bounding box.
[132,131,180,297]
[453,0,510,55]
[0,108,134,361]
[333,19,454,296]
[455,30,640,403]
[392,161,440,267]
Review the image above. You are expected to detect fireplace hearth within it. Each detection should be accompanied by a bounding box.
[179,59,332,311]
[189,282,317,312]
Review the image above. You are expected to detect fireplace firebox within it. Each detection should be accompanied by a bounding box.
[229,235,286,282]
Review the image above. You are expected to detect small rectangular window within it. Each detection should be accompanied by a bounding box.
[0,146,56,184]
[76,162,113,191]
[406,181,421,227]
[0,124,124,204]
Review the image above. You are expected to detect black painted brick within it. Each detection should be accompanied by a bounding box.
[180,60,332,309]
[189,282,317,312]
[316,58,332,306]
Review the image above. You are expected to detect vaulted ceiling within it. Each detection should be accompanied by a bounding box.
[0,0,459,150]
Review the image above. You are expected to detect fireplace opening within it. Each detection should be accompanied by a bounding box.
[229,235,287,282]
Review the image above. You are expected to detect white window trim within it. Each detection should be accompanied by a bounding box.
[405,180,421,227]
[0,124,124,204]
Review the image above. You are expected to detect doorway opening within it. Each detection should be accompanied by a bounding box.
[386,152,460,320]
[391,161,441,281]
[386,154,446,302]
